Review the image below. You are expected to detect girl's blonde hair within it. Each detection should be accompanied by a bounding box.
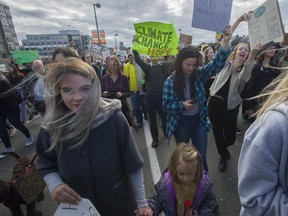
[43,58,102,150]
[168,143,203,185]
[255,71,288,117]
[229,43,249,61]
[106,55,123,76]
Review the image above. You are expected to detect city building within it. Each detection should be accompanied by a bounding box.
[0,1,19,65]
[22,30,92,60]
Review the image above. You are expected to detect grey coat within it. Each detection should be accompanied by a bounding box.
[238,102,288,215]
[209,61,254,110]
[36,99,144,215]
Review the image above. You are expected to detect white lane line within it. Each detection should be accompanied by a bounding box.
[143,121,161,184]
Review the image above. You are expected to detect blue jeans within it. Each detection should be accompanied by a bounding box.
[174,114,208,171]
[131,92,147,124]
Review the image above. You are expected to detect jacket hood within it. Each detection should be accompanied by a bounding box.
[91,98,122,129]
[271,101,288,118]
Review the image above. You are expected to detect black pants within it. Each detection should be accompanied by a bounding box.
[145,96,166,141]
[208,96,239,157]
[34,100,46,116]
[0,113,31,148]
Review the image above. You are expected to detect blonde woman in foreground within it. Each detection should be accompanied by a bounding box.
[238,71,288,215]
[36,58,151,216]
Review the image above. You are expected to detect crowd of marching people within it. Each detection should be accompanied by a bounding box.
[1,12,288,216]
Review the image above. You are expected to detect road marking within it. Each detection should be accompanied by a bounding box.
[143,121,161,184]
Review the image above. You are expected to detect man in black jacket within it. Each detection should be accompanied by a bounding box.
[132,46,171,148]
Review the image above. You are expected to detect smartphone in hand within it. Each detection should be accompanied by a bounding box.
[190,98,198,105]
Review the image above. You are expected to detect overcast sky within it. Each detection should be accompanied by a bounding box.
[6,0,288,48]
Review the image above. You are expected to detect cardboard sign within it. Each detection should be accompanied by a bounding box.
[115,50,127,62]
[179,34,193,45]
[248,0,284,46]
[192,0,233,32]
[54,198,100,216]
[12,50,39,64]
[133,21,179,57]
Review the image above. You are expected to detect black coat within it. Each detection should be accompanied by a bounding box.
[0,78,20,115]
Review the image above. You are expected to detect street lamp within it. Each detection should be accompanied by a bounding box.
[93,3,101,46]
[114,33,118,51]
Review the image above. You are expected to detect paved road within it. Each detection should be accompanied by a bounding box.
[0,113,250,215]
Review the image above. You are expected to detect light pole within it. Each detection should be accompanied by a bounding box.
[93,3,101,46]
[114,33,118,51]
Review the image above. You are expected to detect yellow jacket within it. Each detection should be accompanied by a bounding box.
[124,62,140,92]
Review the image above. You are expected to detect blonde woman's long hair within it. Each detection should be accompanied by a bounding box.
[43,58,101,151]
[106,55,123,76]
[168,143,203,185]
[255,71,288,117]
[229,43,249,61]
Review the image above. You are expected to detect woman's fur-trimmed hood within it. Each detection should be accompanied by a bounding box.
[91,98,122,129]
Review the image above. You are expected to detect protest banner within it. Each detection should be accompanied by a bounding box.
[248,0,284,47]
[12,50,39,64]
[192,0,233,32]
[92,30,107,45]
[133,21,179,57]
[179,33,193,50]
[101,50,111,62]
[179,34,193,46]
[115,50,127,62]
[54,198,100,216]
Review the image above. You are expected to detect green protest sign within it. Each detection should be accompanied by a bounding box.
[12,50,39,64]
[132,21,179,57]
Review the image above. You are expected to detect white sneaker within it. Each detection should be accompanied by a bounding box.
[0,154,8,159]
[25,137,34,147]
[8,126,16,137]
[4,147,15,153]
[0,147,15,159]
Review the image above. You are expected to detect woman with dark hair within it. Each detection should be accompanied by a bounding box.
[81,52,102,81]
[162,26,232,172]
[243,42,281,121]
[0,75,34,159]
[208,42,260,172]
[6,63,24,86]
[6,63,32,123]
[52,47,79,62]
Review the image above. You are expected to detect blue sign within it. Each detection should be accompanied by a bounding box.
[192,0,233,32]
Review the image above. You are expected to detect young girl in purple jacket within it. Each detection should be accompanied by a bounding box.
[148,144,216,216]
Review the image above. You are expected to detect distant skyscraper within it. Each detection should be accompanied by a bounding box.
[0,2,19,64]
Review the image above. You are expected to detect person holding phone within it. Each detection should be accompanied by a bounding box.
[162,25,233,172]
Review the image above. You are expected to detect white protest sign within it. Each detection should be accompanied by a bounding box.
[101,50,111,62]
[116,50,127,62]
[54,198,101,216]
[248,0,284,47]
[191,0,233,32]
